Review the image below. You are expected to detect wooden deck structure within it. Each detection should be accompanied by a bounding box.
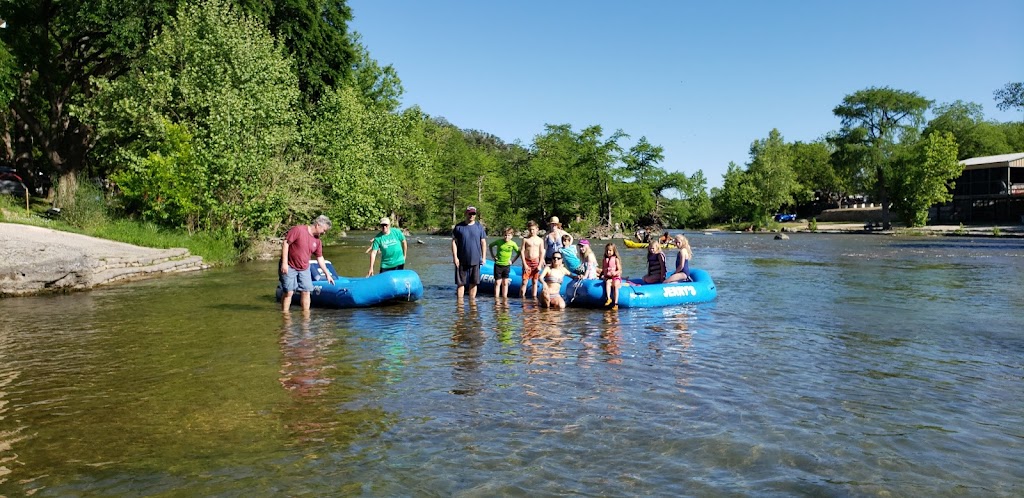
[933,152,1024,223]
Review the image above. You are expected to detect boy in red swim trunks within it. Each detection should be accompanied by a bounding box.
[520,220,544,299]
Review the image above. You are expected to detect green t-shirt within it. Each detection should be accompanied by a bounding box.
[488,239,520,266]
[372,229,406,269]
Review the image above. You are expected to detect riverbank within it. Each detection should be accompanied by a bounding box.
[795,221,1024,237]
[0,222,208,297]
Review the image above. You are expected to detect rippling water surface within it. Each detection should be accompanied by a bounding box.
[1,232,1022,496]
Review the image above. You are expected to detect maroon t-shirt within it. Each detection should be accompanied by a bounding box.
[284,225,322,270]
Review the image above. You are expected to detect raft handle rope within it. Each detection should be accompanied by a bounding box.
[568,277,585,303]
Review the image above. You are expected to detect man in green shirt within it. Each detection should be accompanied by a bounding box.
[368,217,407,276]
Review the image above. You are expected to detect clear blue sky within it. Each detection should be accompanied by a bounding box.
[349,0,1024,190]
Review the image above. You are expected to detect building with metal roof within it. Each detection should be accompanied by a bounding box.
[934,152,1024,223]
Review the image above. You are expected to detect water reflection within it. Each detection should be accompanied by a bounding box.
[0,370,24,488]
[450,301,485,396]
[493,299,516,347]
[520,303,571,368]
[597,310,623,364]
[279,311,338,443]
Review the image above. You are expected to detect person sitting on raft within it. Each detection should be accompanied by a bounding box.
[538,253,573,309]
[577,239,599,279]
[641,240,667,284]
[558,233,583,274]
[602,243,622,309]
[664,234,693,283]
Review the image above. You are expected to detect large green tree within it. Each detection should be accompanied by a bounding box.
[243,0,357,104]
[889,131,962,226]
[618,136,665,224]
[710,162,754,224]
[924,101,1011,160]
[662,170,712,229]
[0,0,175,198]
[832,87,932,228]
[305,86,428,229]
[790,139,844,205]
[744,128,798,223]
[89,0,307,240]
[994,82,1024,113]
[347,32,403,112]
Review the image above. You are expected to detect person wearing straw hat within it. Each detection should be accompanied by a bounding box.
[543,216,568,264]
[452,206,487,299]
[368,216,407,276]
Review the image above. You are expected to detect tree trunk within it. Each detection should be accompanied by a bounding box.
[54,170,78,209]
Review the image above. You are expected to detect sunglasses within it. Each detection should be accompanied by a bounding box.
[552,256,562,260]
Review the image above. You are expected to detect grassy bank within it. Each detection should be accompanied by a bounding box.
[1,196,239,266]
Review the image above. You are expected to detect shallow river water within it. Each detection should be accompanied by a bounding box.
[1,232,1022,496]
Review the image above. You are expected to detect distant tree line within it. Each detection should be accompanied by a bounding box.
[713,86,1024,229]
[1,0,1022,247]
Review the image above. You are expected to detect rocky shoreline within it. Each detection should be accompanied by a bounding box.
[0,223,208,297]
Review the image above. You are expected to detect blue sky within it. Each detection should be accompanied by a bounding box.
[349,1,1024,190]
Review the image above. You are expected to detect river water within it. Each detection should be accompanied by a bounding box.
[1,232,1022,496]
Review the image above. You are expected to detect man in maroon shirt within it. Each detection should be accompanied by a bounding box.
[280,215,335,312]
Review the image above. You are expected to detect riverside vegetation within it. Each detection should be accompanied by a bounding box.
[0,0,1021,260]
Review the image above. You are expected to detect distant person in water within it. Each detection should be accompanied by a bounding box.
[367,216,407,276]
[280,215,335,312]
[642,240,667,284]
[488,227,521,298]
[520,221,544,299]
[452,206,487,300]
[664,234,693,283]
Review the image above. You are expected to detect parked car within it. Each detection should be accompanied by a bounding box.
[0,167,27,197]
[774,213,797,222]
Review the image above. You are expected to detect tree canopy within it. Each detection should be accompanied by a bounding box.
[1,2,1019,243]
[832,87,932,228]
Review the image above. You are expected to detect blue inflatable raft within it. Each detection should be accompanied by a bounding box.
[276,260,423,308]
[478,261,716,308]
[562,269,717,308]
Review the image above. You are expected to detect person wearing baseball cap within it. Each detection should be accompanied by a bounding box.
[368,216,407,276]
[452,205,487,300]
